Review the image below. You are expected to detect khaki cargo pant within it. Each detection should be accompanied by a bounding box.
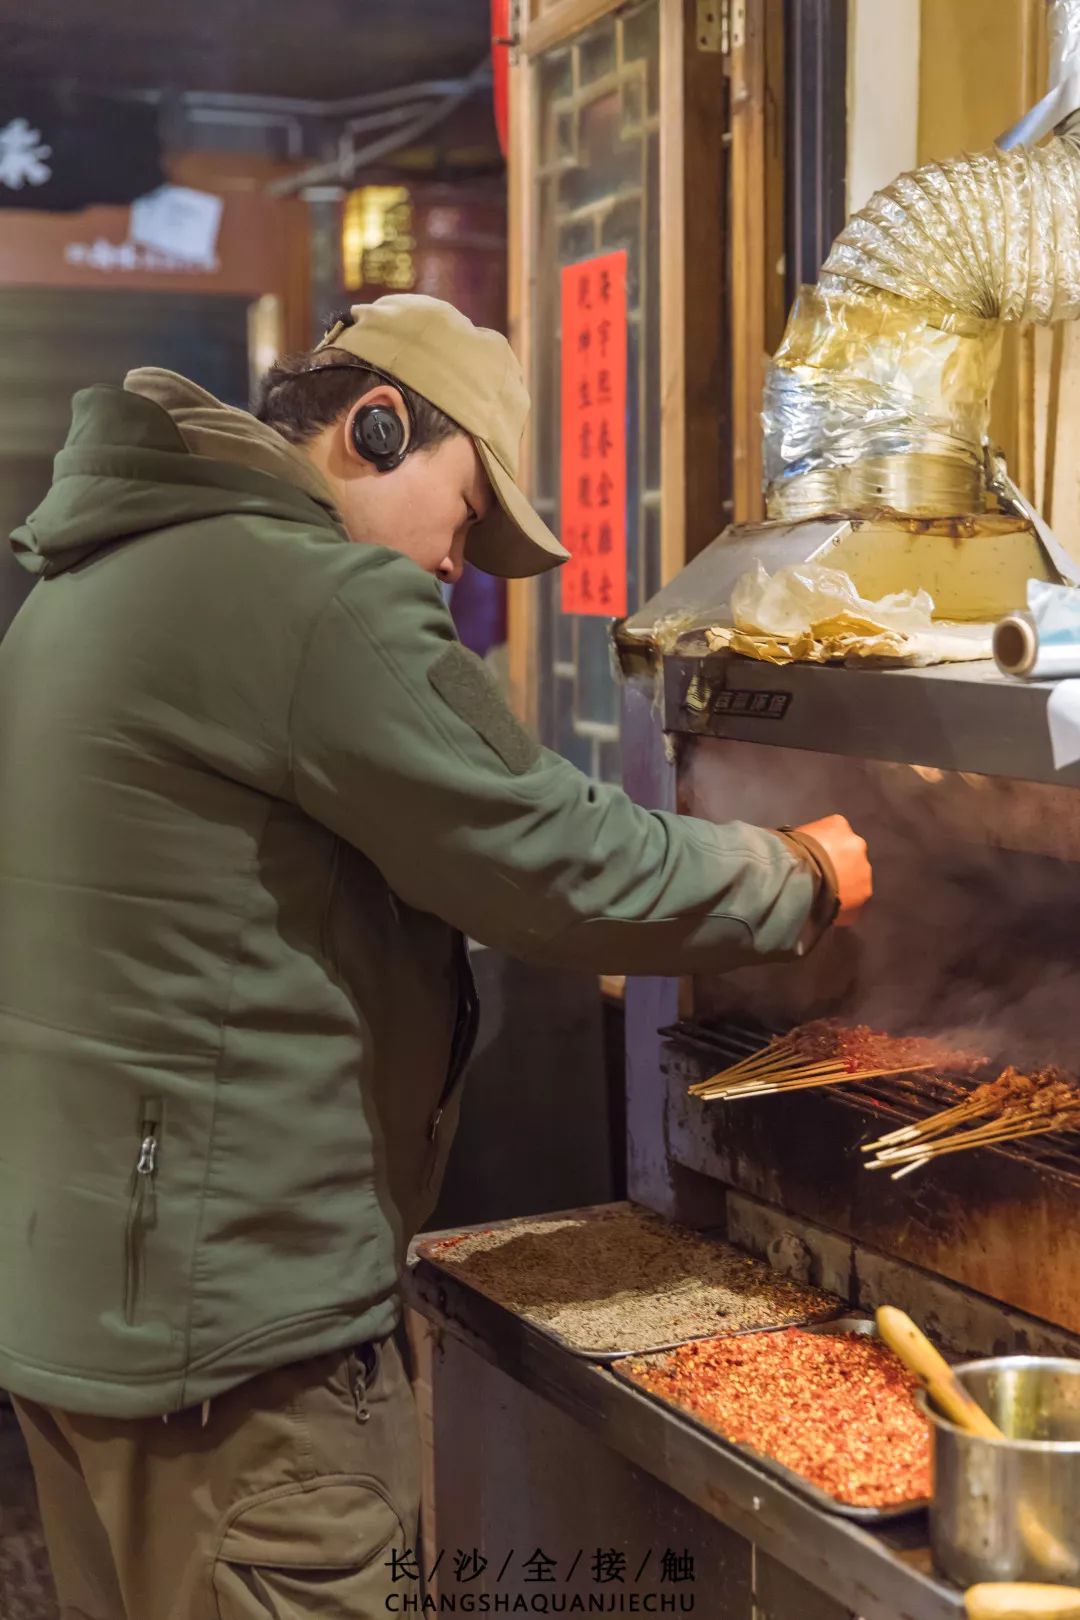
[12,1338,420,1620]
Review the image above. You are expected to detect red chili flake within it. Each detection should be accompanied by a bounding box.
[429,1231,496,1257]
[624,1329,931,1508]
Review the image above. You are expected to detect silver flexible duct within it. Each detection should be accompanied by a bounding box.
[763,0,1080,520]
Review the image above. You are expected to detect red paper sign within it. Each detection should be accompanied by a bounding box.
[560,250,628,617]
[491,0,510,158]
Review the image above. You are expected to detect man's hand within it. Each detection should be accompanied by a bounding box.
[794,814,872,928]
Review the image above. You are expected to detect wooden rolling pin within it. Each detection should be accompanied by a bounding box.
[966,1585,1080,1620]
[876,1307,1079,1583]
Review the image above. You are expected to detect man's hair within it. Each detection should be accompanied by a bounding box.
[254,310,460,451]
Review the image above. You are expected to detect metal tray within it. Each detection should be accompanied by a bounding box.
[413,1202,844,1363]
[611,1316,931,1524]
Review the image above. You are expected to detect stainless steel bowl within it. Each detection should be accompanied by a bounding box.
[919,1357,1080,1586]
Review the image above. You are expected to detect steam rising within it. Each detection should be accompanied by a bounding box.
[683,738,1080,1069]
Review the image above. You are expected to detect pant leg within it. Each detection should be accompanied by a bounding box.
[11,1397,126,1620]
[52,1339,421,1620]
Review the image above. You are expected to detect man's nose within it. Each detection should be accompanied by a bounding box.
[438,557,465,585]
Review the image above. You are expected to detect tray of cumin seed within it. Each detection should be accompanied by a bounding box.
[414,1202,843,1361]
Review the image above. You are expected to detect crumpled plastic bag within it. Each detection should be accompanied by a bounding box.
[705,562,993,666]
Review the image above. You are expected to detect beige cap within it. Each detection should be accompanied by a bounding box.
[316,294,569,579]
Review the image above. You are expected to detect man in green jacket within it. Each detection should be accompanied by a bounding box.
[0,294,869,1619]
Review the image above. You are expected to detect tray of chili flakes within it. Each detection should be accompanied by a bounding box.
[415,1203,843,1361]
[614,1318,931,1522]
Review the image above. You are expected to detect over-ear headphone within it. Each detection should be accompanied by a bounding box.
[309,309,415,474]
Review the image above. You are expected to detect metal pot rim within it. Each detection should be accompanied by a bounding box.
[917,1356,1080,1453]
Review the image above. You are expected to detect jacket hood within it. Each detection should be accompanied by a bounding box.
[12,372,343,578]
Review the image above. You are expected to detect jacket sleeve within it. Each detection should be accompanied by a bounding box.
[287,552,832,975]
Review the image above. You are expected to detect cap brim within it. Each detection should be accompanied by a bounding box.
[467,440,570,580]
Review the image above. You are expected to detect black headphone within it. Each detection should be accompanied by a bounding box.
[310,311,415,474]
[351,402,408,472]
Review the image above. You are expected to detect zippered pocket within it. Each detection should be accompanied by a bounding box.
[123,1098,162,1326]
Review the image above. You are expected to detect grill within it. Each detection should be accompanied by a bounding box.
[616,528,1080,1341]
[662,1017,1080,1186]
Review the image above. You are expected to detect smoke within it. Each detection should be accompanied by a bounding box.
[682,737,1080,1070]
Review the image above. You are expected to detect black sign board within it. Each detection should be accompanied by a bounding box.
[0,91,163,212]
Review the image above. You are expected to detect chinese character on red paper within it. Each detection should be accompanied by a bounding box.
[560,251,627,617]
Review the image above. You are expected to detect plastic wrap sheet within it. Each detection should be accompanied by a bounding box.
[705,563,992,667]
[764,130,1080,518]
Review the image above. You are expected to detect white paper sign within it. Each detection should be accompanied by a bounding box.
[130,185,223,270]
[1047,679,1080,769]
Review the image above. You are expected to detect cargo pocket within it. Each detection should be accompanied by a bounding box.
[213,1478,414,1620]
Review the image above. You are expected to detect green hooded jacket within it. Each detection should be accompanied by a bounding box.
[0,377,829,1417]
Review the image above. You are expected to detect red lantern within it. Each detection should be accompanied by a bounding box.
[491,0,510,159]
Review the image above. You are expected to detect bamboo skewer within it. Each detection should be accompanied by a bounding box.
[864,1097,991,1153]
[867,1108,1080,1179]
[694,1057,940,1103]
[688,1039,797,1093]
[704,1062,942,1102]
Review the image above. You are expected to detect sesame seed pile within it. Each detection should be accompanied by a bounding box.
[426,1206,839,1354]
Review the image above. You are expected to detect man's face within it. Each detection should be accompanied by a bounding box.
[307,387,493,585]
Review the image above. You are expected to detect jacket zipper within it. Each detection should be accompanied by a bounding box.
[426,934,480,1176]
[124,1099,162,1325]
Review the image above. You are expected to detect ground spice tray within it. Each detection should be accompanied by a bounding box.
[413,1203,844,1363]
[612,1317,930,1524]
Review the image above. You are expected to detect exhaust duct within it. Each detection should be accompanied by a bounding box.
[763,0,1080,521]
